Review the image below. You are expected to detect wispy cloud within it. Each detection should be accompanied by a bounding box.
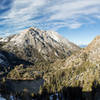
[47,0,100,20]
[0,0,100,36]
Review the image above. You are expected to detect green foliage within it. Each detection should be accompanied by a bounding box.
[42,61,100,93]
[7,64,43,80]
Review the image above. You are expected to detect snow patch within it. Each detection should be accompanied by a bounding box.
[0,38,9,42]
[47,31,60,42]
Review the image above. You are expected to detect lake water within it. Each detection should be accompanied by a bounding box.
[0,92,82,100]
[0,93,60,100]
[0,79,44,100]
[0,95,6,100]
[0,80,93,100]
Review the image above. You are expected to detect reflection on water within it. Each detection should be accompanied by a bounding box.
[0,80,89,100]
[0,93,61,100]
[0,94,7,100]
[0,79,44,100]
[0,93,60,100]
[0,92,80,100]
[49,93,59,100]
[0,94,15,100]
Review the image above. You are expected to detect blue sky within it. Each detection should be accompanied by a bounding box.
[0,0,100,45]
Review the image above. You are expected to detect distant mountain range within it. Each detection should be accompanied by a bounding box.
[79,44,87,48]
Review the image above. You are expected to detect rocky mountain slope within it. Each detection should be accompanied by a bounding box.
[0,27,80,67]
[46,35,100,93]
[0,27,81,97]
[64,36,100,68]
[86,36,100,63]
[0,29,100,99]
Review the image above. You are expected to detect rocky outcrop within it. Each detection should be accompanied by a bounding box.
[86,36,100,63]
[61,35,100,92]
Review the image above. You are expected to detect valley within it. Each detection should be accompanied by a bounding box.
[0,27,100,100]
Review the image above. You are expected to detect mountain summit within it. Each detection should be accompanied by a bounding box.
[0,27,80,66]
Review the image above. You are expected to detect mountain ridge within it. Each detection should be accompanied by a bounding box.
[0,27,80,67]
[0,28,100,99]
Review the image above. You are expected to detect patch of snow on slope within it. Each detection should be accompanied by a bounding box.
[47,31,60,42]
[0,38,9,42]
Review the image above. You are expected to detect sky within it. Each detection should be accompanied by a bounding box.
[0,0,100,45]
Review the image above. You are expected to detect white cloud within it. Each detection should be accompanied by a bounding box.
[47,0,100,20]
[0,0,100,35]
[67,22,82,29]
